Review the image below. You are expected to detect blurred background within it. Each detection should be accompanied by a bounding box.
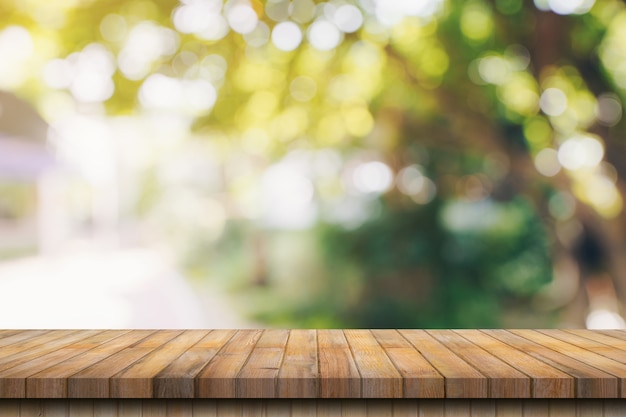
[0,0,625,329]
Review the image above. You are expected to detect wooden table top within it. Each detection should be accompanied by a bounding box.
[0,329,625,399]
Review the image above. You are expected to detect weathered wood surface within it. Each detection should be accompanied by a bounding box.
[1,330,626,399]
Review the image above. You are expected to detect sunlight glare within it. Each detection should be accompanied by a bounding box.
[558,134,604,170]
[534,148,561,177]
[352,161,393,195]
[308,20,342,51]
[271,21,303,51]
[540,87,568,116]
[227,4,259,34]
[334,5,364,33]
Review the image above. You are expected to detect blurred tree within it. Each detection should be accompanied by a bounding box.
[2,0,626,327]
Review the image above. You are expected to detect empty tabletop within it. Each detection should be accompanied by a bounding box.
[0,329,624,399]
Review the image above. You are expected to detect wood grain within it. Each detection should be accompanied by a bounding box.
[400,330,488,398]
[372,330,443,398]
[237,329,289,398]
[318,330,361,398]
[3,329,626,401]
[154,330,236,398]
[511,330,626,397]
[26,330,146,398]
[485,330,617,398]
[111,331,209,398]
[457,330,573,398]
[0,330,121,398]
[68,331,183,398]
[195,330,263,398]
[0,330,50,349]
[427,330,529,398]
[343,330,402,398]
[277,329,318,398]
[0,330,88,372]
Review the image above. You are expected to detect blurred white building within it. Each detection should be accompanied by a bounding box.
[0,90,112,256]
[0,90,60,257]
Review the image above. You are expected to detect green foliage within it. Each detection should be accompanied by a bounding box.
[301,195,552,328]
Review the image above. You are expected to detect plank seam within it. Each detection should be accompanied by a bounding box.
[234,329,267,398]
[342,330,364,398]
[397,330,450,398]
[453,330,536,397]
[151,329,214,398]
[106,330,185,398]
[425,330,494,397]
[375,329,446,398]
[65,330,158,379]
[193,329,239,398]
[25,329,135,398]
[533,329,626,398]
[498,330,582,397]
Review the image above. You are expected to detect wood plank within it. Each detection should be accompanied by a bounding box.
[192,400,217,417]
[0,399,19,416]
[417,399,444,417]
[343,330,402,398]
[511,330,626,397]
[241,399,265,417]
[0,330,20,338]
[26,330,149,398]
[68,331,183,398]
[520,399,549,416]
[471,400,496,417]
[318,330,361,398]
[576,400,603,417]
[69,399,93,417]
[392,400,418,417]
[317,399,342,417]
[195,330,263,398]
[598,330,626,342]
[0,330,86,372]
[110,330,209,398]
[154,330,236,398]
[0,330,50,349]
[484,330,617,398]
[292,399,317,417]
[265,400,290,416]
[43,399,69,416]
[341,399,367,416]
[428,330,529,398]
[372,330,444,398]
[548,399,575,417]
[237,329,289,398]
[400,330,488,398]
[605,399,626,417]
[495,400,522,417]
[93,399,117,417]
[277,330,318,398]
[117,399,141,417]
[366,399,393,416]
[538,329,626,365]
[20,399,43,417]
[443,399,471,416]
[166,399,193,417]
[563,329,626,350]
[4,329,626,402]
[0,330,119,398]
[216,399,243,416]
[457,330,573,398]
[142,399,166,417]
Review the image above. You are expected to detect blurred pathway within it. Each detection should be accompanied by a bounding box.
[0,247,256,329]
